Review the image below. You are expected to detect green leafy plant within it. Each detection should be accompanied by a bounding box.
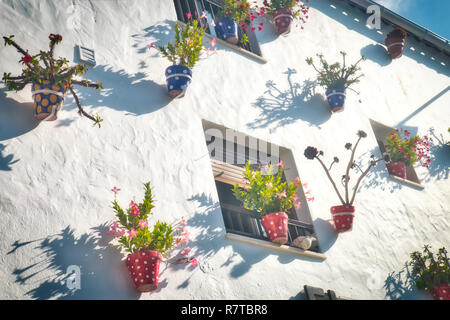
[2,34,103,127]
[306,51,365,93]
[409,245,449,291]
[385,128,432,167]
[108,183,196,266]
[232,161,311,218]
[261,0,310,23]
[156,19,205,69]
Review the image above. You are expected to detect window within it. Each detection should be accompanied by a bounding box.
[369,119,424,188]
[173,0,263,57]
[203,121,321,254]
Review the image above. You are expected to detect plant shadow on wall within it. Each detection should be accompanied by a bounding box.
[360,43,392,67]
[308,0,450,77]
[0,144,19,171]
[0,89,40,140]
[248,68,331,131]
[384,262,429,300]
[9,224,140,299]
[131,21,174,55]
[422,128,450,181]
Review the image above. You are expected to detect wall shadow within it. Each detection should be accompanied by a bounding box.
[422,127,450,181]
[248,68,331,131]
[360,43,392,66]
[0,89,40,141]
[384,262,431,300]
[0,143,19,171]
[309,0,450,77]
[312,218,338,253]
[9,224,140,299]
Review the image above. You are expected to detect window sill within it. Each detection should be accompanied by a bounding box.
[389,174,425,189]
[225,232,327,260]
[177,21,267,64]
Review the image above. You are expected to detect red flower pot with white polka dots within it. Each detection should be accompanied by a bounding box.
[273,8,293,36]
[126,250,161,292]
[330,205,354,233]
[260,212,289,244]
[431,284,450,300]
[386,161,407,179]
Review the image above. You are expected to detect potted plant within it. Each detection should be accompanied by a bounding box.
[232,161,312,245]
[304,130,389,232]
[260,0,310,36]
[385,27,407,59]
[409,245,449,300]
[306,51,365,113]
[154,19,205,99]
[2,34,103,127]
[215,0,263,45]
[108,183,197,292]
[384,128,432,179]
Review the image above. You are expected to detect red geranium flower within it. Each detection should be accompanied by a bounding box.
[23,54,32,64]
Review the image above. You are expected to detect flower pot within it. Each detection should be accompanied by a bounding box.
[260,212,289,245]
[325,88,346,113]
[165,65,192,99]
[431,284,450,300]
[330,205,355,232]
[386,161,407,179]
[273,8,293,36]
[126,250,161,292]
[384,29,406,59]
[215,17,239,45]
[31,80,68,121]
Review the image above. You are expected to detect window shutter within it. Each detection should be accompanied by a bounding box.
[211,159,247,187]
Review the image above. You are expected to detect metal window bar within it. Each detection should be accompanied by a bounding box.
[220,203,320,252]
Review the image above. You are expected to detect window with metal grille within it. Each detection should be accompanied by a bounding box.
[204,125,320,253]
[173,0,263,56]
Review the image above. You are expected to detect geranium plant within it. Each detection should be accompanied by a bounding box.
[232,161,312,244]
[304,130,388,232]
[385,128,432,168]
[409,245,449,300]
[109,183,196,292]
[2,34,103,127]
[260,0,310,34]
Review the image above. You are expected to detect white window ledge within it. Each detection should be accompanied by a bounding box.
[225,232,327,260]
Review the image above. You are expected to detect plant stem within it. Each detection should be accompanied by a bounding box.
[68,86,97,123]
[345,136,362,204]
[349,159,382,205]
[316,156,346,205]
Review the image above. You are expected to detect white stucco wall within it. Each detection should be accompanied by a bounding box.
[0,0,448,300]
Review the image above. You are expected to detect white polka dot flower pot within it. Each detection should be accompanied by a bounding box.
[126,250,162,292]
[330,205,355,233]
[260,212,289,245]
[214,17,239,45]
[431,284,450,300]
[325,87,346,113]
[165,65,192,99]
[273,8,294,36]
[386,161,407,179]
[31,80,68,121]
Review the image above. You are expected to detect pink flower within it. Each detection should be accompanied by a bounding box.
[138,219,148,229]
[129,200,137,208]
[190,257,198,267]
[128,228,137,240]
[294,202,302,209]
[186,12,192,19]
[181,247,191,256]
[130,207,140,216]
[116,229,125,238]
[307,197,315,202]
[148,42,154,50]
[266,182,273,188]
[200,11,207,19]
[293,194,299,202]
[278,160,284,168]
[277,190,287,199]
[294,177,301,186]
[210,37,216,47]
[404,129,410,136]
[210,19,216,27]
[111,186,120,196]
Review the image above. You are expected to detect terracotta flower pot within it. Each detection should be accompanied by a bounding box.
[386,161,407,179]
[385,29,406,59]
[31,80,68,121]
[215,17,239,45]
[273,8,293,36]
[325,88,346,113]
[126,250,161,292]
[165,65,192,99]
[330,205,355,232]
[431,283,450,300]
[260,212,289,244]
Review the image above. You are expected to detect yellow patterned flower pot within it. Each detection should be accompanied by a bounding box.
[31,80,68,121]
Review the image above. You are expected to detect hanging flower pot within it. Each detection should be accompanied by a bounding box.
[215,17,239,45]
[385,28,407,59]
[31,80,68,121]
[126,250,162,292]
[386,161,407,179]
[260,212,289,245]
[330,205,355,233]
[431,283,450,300]
[325,88,346,113]
[165,65,192,99]
[273,8,294,36]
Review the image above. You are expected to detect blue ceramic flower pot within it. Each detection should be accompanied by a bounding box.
[325,88,346,113]
[31,80,68,121]
[215,17,239,45]
[165,65,192,99]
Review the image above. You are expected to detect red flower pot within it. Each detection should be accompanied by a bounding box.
[431,284,450,300]
[126,250,161,292]
[273,9,293,36]
[386,161,407,179]
[260,212,289,244]
[330,205,355,233]
[385,29,406,59]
